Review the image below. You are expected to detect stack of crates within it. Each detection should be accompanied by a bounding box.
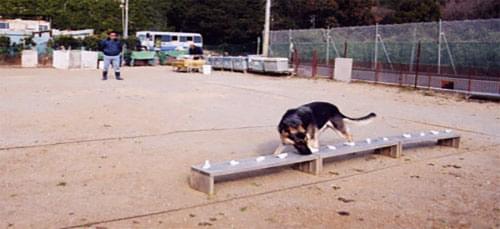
[231,56,248,72]
[248,55,265,72]
[222,56,234,70]
[263,57,289,74]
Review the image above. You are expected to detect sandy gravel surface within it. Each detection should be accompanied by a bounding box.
[0,67,499,228]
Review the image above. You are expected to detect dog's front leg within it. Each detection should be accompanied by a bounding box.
[307,125,320,152]
[273,144,286,155]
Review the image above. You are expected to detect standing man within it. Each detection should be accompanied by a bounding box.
[188,42,204,60]
[99,31,124,80]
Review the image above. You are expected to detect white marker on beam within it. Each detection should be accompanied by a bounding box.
[383,137,389,141]
[403,134,412,138]
[277,153,288,159]
[229,160,240,166]
[202,160,211,169]
[328,145,337,150]
[431,130,439,135]
[256,156,266,162]
[445,129,452,133]
[420,132,426,137]
[366,138,372,144]
[344,142,356,146]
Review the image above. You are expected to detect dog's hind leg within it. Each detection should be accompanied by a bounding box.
[331,118,353,142]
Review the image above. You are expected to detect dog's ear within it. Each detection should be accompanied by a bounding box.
[296,107,313,124]
[283,117,302,129]
[297,124,306,133]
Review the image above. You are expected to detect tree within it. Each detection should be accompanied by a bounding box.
[381,0,441,24]
[0,36,10,48]
[167,0,264,46]
[51,36,82,49]
[335,0,375,26]
[272,0,374,29]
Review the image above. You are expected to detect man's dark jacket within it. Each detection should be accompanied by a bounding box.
[99,39,123,56]
[189,46,203,55]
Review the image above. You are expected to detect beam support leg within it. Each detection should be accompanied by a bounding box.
[189,170,214,195]
[437,137,460,148]
[294,158,323,175]
[375,143,402,158]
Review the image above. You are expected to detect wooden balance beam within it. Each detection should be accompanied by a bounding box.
[189,130,460,195]
[190,153,321,195]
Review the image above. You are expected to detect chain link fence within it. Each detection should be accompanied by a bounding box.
[270,19,500,96]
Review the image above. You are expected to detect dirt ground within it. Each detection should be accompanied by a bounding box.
[0,67,499,229]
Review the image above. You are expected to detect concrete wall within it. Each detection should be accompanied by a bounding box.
[69,51,82,69]
[53,50,70,69]
[81,51,98,69]
[21,50,38,67]
[334,58,353,82]
[53,50,98,69]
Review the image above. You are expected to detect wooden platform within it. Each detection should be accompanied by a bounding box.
[172,59,205,72]
[189,130,460,195]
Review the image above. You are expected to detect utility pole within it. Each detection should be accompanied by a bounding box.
[124,0,129,39]
[262,0,271,57]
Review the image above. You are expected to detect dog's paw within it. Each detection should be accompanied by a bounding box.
[276,153,288,159]
[344,142,356,147]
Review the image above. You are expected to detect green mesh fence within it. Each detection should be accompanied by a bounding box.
[270,19,500,77]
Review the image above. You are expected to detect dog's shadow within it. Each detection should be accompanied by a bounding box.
[254,140,281,156]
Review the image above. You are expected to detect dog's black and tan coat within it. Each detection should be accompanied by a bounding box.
[274,102,376,155]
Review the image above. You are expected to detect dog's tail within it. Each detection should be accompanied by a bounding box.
[342,112,377,126]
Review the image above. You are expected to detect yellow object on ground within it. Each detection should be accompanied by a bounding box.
[172,59,205,72]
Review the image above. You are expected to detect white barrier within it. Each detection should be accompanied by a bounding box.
[53,50,99,69]
[69,50,81,69]
[81,51,98,69]
[334,58,353,82]
[53,50,70,69]
[21,50,38,68]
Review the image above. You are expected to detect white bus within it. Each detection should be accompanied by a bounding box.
[136,31,203,51]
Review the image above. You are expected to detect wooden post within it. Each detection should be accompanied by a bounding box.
[467,69,472,95]
[428,74,432,89]
[293,48,300,76]
[343,40,348,58]
[294,158,322,175]
[329,61,335,80]
[399,68,403,86]
[414,41,421,89]
[189,170,214,195]
[312,49,318,79]
[375,143,402,158]
[437,137,460,148]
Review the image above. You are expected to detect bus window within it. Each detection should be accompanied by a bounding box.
[154,35,162,48]
[187,36,193,41]
[180,36,187,42]
[171,36,178,41]
[161,35,171,42]
[194,36,202,43]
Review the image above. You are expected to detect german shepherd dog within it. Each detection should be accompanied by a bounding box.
[274,102,376,155]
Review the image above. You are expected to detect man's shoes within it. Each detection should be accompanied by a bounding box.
[102,71,108,80]
[115,72,124,80]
